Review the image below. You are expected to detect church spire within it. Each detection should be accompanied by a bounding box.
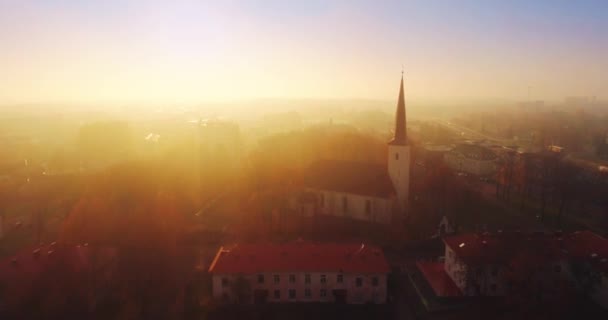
[390,73,407,145]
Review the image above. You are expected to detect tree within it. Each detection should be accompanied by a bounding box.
[60,162,189,319]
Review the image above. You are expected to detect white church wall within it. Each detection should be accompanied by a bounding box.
[310,188,392,224]
[387,144,411,210]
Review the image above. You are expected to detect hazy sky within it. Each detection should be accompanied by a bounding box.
[1,0,607,104]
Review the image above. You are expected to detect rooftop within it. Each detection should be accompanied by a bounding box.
[444,231,608,272]
[209,242,390,274]
[304,159,394,198]
[416,261,462,297]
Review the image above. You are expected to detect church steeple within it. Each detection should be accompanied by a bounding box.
[390,73,407,145]
[387,71,411,213]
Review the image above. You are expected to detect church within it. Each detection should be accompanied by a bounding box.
[296,75,411,224]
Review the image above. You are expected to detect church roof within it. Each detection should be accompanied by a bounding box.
[389,75,407,145]
[304,159,395,198]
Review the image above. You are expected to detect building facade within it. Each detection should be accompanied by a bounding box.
[209,243,390,304]
[430,231,608,308]
[443,143,497,176]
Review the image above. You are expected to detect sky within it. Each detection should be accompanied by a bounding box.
[0,0,607,105]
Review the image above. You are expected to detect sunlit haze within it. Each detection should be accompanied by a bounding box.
[1,0,607,105]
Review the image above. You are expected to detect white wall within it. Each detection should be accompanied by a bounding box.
[212,272,387,304]
[312,189,393,224]
[388,144,410,209]
[444,245,506,296]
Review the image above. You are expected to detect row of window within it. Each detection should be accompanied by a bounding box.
[258,274,379,286]
[222,275,379,287]
[274,288,328,299]
[319,194,373,215]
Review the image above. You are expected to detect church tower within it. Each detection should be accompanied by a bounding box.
[388,73,410,212]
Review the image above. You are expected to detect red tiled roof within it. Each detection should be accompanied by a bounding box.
[416,261,462,297]
[443,232,566,265]
[443,231,608,271]
[304,160,395,198]
[208,243,390,274]
[564,231,608,272]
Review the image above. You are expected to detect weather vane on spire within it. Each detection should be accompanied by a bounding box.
[401,65,404,77]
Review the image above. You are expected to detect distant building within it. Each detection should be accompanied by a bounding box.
[518,100,545,111]
[208,243,390,304]
[296,75,411,223]
[444,143,497,176]
[198,119,243,194]
[417,231,608,308]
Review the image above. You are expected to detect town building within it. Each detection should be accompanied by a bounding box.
[198,118,243,195]
[416,231,608,308]
[443,143,497,176]
[296,75,410,223]
[208,243,390,304]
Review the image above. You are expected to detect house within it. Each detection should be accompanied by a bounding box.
[296,75,411,223]
[208,243,390,304]
[417,231,608,308]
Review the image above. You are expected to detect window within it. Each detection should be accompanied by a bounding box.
[342,197,348,213]
[274,274,280,284]
[257,274,265,284]
[372,277,379,287]
[305,274,311,284]
[320,274,327,284]
[305,288,311,298]
[274,290,280,299]
[222,278,229,287]
[365,200,372,215]
[356,277,362,287]
[490,284,497,292]
[395,153,399,160]
[289,274,296,283]
[320,289,327,298]
[337,274,343,283]
[289,289,296,299]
